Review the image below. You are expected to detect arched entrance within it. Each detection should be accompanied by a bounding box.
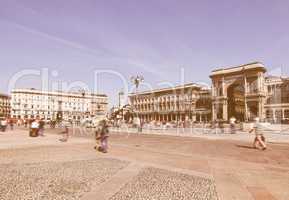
[210,62,267,122]
[227,82,245,121]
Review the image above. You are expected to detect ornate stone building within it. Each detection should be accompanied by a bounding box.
[130,62,289,123]
[265,76,289,123]
[0,93,11,118]
[210,62,267,122]
[11,89,108,121]
[129,83,211,123]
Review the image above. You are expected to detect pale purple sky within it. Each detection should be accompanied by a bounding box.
[1,0,289,106]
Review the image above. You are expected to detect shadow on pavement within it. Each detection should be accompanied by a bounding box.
[236,144,256,149]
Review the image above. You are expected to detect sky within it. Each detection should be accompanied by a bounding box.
[1,0,289,106]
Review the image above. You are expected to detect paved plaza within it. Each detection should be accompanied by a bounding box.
[0,128,289,200]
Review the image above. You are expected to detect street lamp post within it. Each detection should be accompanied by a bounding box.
[131,75,144,94]
[118,90,124,121]
[118,90,124,108]
[80,89,86,120]
[131,75,144,130]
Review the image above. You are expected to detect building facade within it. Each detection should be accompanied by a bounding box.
[130,62,289,123]
[0,94,11,118]
[11,89,108,121]
[265,76,289,123]
[210,62,267,122]
[210,62,289,123]
[129,83,211,123]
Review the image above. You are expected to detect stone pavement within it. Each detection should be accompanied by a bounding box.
[0,128,89,150]
[110,127,289,144]
[0,128,289,200]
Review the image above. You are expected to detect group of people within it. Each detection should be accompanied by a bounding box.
[2,116,111,152]
[29,119,45,137]
[0,118,15,132]
[2,114,265,152]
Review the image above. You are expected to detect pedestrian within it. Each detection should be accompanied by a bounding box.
[17,119,21,126]
[59,121,70,142]
[30,119,39,137]
[230,117,236,134]
[38,119,45,136]
[24,119,28,128]
[0,118,7,132]
[9,118,14,131]
[249,117,266,150]
[96,119,109,153]
[94,127,101,151]
[219,120,225,134]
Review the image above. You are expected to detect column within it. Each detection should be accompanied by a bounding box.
[282,109,285,120]
[258,101,262,120]
[223,101,228,121]
[273,109,276,123]
[212,103,216,121]
[212,82,215,97]
[258,97,265,121]
[222,77,226,96]
[257,73,261,92]
[244,75,249,121]
[222,76,228,121]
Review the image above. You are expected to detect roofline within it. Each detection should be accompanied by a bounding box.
[0,93,11,98]
[128,83,209,97]
[11,88,108,98]
[210,62,267,78]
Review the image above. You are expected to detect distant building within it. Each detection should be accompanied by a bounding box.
[0,93,11,118]
[130,62,289,123]
[210,62,289,122]
[129,83,211,123]
[210,62,267,122]
[11,89,108,121]
[265,76,289,123]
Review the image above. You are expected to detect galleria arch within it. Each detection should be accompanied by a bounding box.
[210,62,267,122]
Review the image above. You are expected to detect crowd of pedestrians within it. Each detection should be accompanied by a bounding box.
[111,116,268,151]
[0,118,16,132]
[1,114,267,152]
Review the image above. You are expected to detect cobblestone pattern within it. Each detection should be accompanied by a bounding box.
[110,167,218,200]
[0,159,128,200]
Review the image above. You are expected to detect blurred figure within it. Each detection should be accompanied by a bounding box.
[0,118,7,132]
[249,117,266,150]
[219,120,225,134]
[24,119,28,128]
[30,119,39,137]
[9,118,14,131]
[230,117,236,134]
[95,119,109,153]
[38,119,45,136]
[59,121,70,142]
[94,127,101,151]
[17,119,21,127]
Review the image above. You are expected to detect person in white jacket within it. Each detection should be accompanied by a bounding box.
[249,117,266,150]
